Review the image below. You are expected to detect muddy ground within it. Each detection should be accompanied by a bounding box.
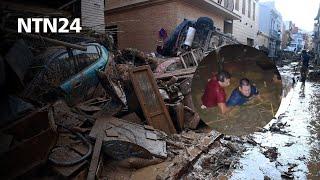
[230,62,320,179]
[183,61,320,179]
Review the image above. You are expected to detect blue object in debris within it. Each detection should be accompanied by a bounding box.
[60,43,109,103]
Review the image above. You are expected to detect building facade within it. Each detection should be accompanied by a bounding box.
[105,0,240,53]
[257,1,282,58]
[282,22,308,53]
[81,0,105,32]
[304,33,313,51]
[232,0,259,46]
[314,5,320,64]
[290,31,305,52]
[281,21,292,50]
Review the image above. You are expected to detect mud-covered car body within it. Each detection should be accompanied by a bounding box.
[23,43,110,104]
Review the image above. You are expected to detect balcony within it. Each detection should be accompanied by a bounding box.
[105,0,241,20]
[183,0,240,20]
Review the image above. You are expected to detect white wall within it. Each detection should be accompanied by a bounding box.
[81,0,105,32]
[232,0,259,45]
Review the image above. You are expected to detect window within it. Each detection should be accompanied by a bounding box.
[247,38,254,46]
[224,20,233,34]
[248,0,251,18]
[235,0,239,11]
[47,44,102,83]
[72,45,101,73]
[253,2,256,20]
[242,0,246,15]
[47,52,75,83]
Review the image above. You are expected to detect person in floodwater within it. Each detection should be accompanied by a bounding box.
[300,50,310,83]
[201,71,231,114]
[270,71,283,100]
[272,71,282,84]
[227,78,259,107]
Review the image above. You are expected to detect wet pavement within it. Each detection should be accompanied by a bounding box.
[231,62,320,179]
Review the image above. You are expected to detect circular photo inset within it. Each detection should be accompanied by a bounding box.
[192,44,282,136]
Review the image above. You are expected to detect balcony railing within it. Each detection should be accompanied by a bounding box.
[212,0,234,11]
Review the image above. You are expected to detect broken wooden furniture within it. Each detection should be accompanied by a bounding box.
[156,75,200,130]
[129,65,176,134]
[89,117,167,160]
[0,109,58,179]
[155,67,196,80]
[179,48,204,69]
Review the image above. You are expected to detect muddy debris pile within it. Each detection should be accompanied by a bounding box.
[308,69,320,81]
[0,8,248,179]
[184,135,247,179]
[0,32,230,179]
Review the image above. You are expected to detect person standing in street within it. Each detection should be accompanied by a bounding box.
[300,50,310,83]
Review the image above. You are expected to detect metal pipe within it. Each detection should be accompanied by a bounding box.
[4,28,87,51]
[48,123,93,166]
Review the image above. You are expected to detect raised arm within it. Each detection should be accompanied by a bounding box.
[218,102,230,114]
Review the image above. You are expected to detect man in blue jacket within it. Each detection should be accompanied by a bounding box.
[227,78,259,107]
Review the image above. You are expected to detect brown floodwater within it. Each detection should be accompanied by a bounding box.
[192,45,282,136]
[230,62,320,179]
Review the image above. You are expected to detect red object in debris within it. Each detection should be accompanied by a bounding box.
[201,76,226,107]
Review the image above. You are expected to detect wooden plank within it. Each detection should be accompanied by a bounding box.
[154,67,196,80]
[87,118,107,180]
[175,103,185,130]
[191,52,198,66]
[179,54,188,69]
[87,135,103,180]
[183,94,200,129]
[129,66,176,134]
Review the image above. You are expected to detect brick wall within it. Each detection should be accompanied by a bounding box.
[106,1,178,53]
[106,0,149,10]
[105,1,225,53]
